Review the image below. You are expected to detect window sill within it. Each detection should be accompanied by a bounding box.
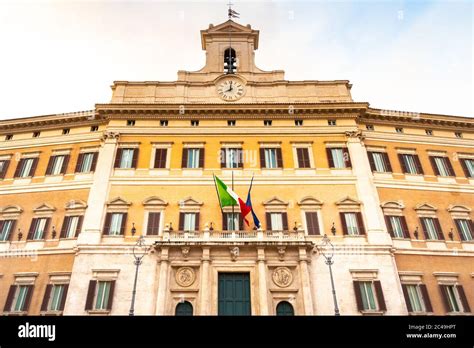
[404,174,425,182]
[87,310,110,316]
[360,310,385,316]
[113,168,136,176]
[446,311,471,316]
[3,311,27,316]
[41,310,63,316]
[408,311,433,316]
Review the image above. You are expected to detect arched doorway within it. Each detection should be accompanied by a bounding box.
[175,301,193,316]
[276,301,294,316]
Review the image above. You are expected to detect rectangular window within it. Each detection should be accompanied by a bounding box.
[440,285,470,313]
[305,212,320,235]
[454,219,473,241]
[119,149,135,169]
[153,148,168,169]
[264,120,272,126]
[13,285,31,312]
[430,156,454,177]
[460,158,474,178]
[28,218,49,240]
[344,213,359,235]
[366,125,374,131]
[48,284,66,311]
[46,155,68,175]
[103,212,127,236]
[296,148,311,168]
[76,152,97,173]
[183,213,197,231]
[186,148,201,169]
[328,120,336,126]
[385,215,408,238]
[227,120,236,126]
[160,120,168,126]
[0,220,15,241]
[270,213,283,231]
[191,120,199,127]
[0,159,10,179]
[295,120,303,126]
[223,212,241,231]
[90,125,99,132]
[264,149,278,168]
[402,284,434,313]
[359,281,377,310]
[95,281,112,310]
[368,152,392,172]
[60,216,82,238]
[15,158,38,178]
[62,128,70,135]
[5,134,13,140]
[354,280,386,312]
[222,148,242,169]
[399,154,423,175]
[146,212,161,235]
[420,217,443,240]
[126,120,135,126]
[327,148,351,168]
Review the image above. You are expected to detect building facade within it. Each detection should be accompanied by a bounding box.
[0,20,472,316]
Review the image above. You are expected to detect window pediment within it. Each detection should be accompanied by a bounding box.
[1,205,23,217]
[414,203,437,212]
[143,196,168,208]
[335,197,361,206]
[178,197,203,207]
[262,197,289,207]
[297,196,323,209]
[380,201,405,210]
[33,203,56,214]
[65,200,88,213]
[447,205,471,213]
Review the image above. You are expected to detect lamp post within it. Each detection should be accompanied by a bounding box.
[318,231,340,316]
[129,225,149,316]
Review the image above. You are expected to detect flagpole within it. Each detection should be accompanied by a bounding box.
[231,170,235,231]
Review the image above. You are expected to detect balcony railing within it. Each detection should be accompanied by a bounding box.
[159,229,305,242]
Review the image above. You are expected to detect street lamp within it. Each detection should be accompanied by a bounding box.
[129,230,149,316]
[318,232,340,316]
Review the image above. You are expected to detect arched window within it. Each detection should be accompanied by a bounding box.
[224,48,237,74]
[276,301,294,316]
[175,301,193,316]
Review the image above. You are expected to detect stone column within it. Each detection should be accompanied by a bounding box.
[155,247,169,315]
[346,132,392,245]
[299,247,314,315]
[199,247,211,315]
[78,131,119,245]
[257,247,269,315]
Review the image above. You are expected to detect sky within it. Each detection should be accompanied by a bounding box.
[0,0,472,119]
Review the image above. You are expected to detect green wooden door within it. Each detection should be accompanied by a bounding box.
[175,301,193,316]
[276,301,294,316]
[218,273,251,316]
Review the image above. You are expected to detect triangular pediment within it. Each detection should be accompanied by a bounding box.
[106,197,132,207]
[179,197,203,207]
[414,203,437,212]
[297,196,323,207]
[207,20,254,34]
[200,20,259,50]
[262,196,289,207]
[335,196,361,206]
[33,203,56,213]
[143,196,168,207]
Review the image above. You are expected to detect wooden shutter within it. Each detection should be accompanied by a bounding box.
[454,220,465,241]
[43,218,51,240]
[238,214,244,230]
[400,216,410,238]
[401,284,412,312]
[45,156,54,175]
[61,155,70,174]
[178,212,185,231]
[181,148,188,168]
[114,148,123,168]
[91,152,98,172]
[147,212,160,235]
[433,218,444,240]
[343,148,352,167]
[131,149,139,169]
[198,148,205,168]
[119,213,127,235]
[84,280,96,310]
[14,159,24,178]
[398,154,407,173]
[102,213,112,235]
[75,216,83,237]
[445,158,455,176]
[353,281,364,311]
[367,152,376,171]
[29,158,39,177]
[340,213,348,235]
[413,155,424,175]
[220,149,226,168]
[75,153,84,173]
[419,284,433,312]
[259,148,266,168]
[222,213,228,231]
[420,218,429,240]
[194,213,200,231]
[59,284,69,311]
[60,216,70,238]
[456,285,471,312]
[23,285,34,311]
[1,220,16,242]
[265,213,271,231]
[281,212,288,231]
[3,285,17,312]
[382,153,392,172]
[154,148,167,169]
[439,285,451,312]
[237,149,243,168]
[276,148,283,168]
[384,216,394,237]
[41,284,53,311]
[374,281,386,311]
[429,156,440,176]
[305,212,320,235]
[356,212,365,235]
[27,218,37,240]
[0,159,10,179]
[106,281,115,310]
[326,148,334,168]
[460,159,472,178]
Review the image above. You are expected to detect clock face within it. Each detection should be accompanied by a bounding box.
[217,79,245,101]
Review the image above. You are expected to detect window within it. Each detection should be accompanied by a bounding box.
[160,120,169,126]
[264,120,272,126]
[90,125,99,132]
[179,212,199,231]
[75,152,98,173]
[260,148,282,169]
[103,213,127,236]
[368,152,392,172]
[354,281,386,312]
[454,132,462,138]
[305,212,320,235]
[223,48,237,73]
[328,120,336,126]
[191,120,199,127]
[0,220,16,241]
[62,128,70,135]
[420,217,444,240]
[296,148,311,168]
[454,219,473,241]
[45,155,69,176]
[182,148,203,169]
[384,215,409,238]
[398,154,423,175]
[295,120,303,126]
[114,148,138,169]
[395,128,404,133]
[27,217,50,240]
[265,212,288,231]
[153,148,168,169]
[223,212,242,231]
[460,158,474,178]
[5,134,13,140]
[14,158,38,178]
[276,301,294,316]
[41,284,68,312]
[175,301,193,316]
[0,159,10,179]
[60,216,83,238]
[227,120,236,126]
[126,120,136,126]
[4,285,33,313]
[402,284,432,313]
[33,131,40,138]
[146,212,161,235]
[221,148,242,169]
[340,212,365,235]
[84,280,115,311]
[439,285,471,313]
[425,129,433,136]
[327,148,351,169]
[366,125,374,131]
[430,156,455,177]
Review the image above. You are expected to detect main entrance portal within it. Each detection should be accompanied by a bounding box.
[218,273,251,315]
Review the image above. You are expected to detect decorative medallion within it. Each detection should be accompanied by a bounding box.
[175,267,195,287]
[229,246,239,261]
[272,267,293,288]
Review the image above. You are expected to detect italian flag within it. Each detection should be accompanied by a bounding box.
[214,175,252,225]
